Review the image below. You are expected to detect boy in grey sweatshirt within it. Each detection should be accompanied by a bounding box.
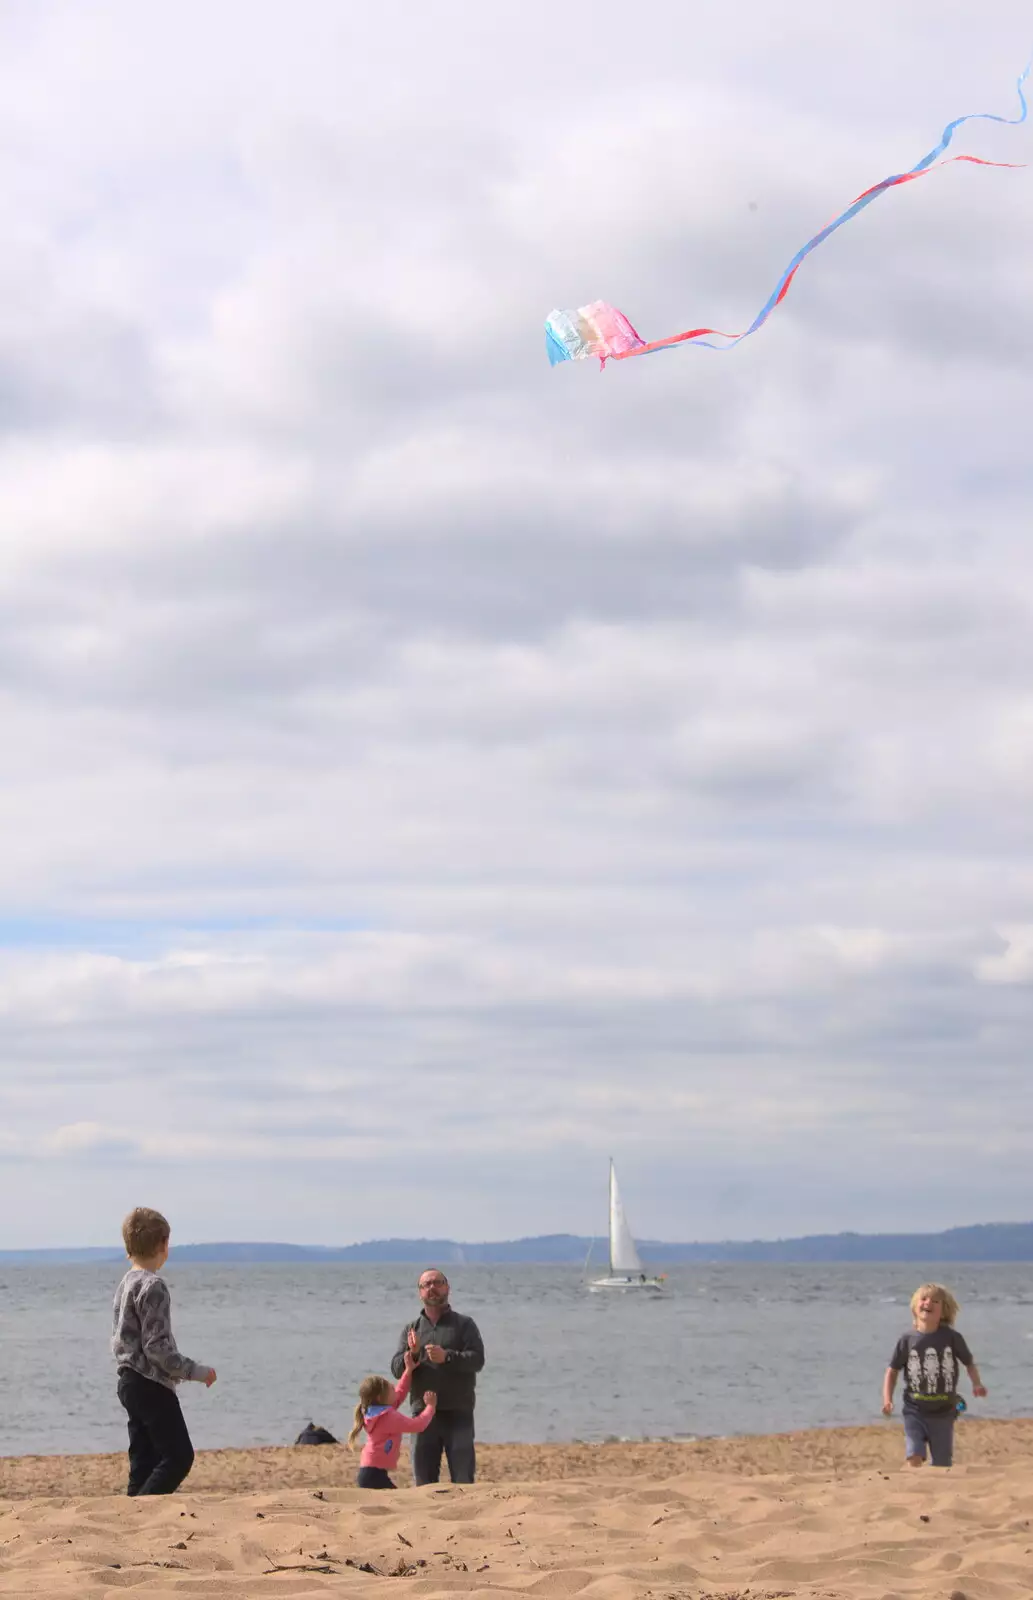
[111,1207,216,1495]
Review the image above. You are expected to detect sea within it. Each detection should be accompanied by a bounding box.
[1,1261,1031,1458]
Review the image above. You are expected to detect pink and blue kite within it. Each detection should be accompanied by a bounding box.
[545,60,1029,368]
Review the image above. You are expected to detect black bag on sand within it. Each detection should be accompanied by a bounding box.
[295,1422,338,1445]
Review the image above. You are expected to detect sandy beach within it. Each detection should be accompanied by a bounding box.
[4,1421,1033,1597]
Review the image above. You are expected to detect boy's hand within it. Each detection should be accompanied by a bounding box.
[881,1401,892,1414]
[423,1390,437,1407]
[403,1349,416,1374]
[205,1369,217,1387]
[973,1385,988,1397]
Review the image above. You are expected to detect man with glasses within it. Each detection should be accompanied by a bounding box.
[390,1268,485,1484]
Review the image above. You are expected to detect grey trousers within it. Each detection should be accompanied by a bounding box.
[412,1410,475,1484]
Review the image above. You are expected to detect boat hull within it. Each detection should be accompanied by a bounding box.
[587,1275,665,1293]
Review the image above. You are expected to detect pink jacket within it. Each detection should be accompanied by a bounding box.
[359,1368,436,1469]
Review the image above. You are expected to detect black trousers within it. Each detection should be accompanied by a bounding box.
[117,1368,195,1495]
[357,1465,396,1489]
[412,1409,475,1485]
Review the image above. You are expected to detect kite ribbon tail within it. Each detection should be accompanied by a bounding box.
[912,53,1031,173]
[610,152,1023,362]
[611,324,742,359]
[736,153,1026,346]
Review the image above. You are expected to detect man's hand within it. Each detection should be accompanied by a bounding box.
[424,1344,447,1364]
[205,1369,217,1387]
[973,1385,988,1397]
[407,1329,422,1359]
[881,1400,892,1415]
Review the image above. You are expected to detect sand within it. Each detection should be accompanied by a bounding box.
[3,1421,1033,1598]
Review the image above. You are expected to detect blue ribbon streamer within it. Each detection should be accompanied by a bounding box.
[653,56,1031,355]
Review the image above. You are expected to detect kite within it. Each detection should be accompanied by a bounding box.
[545,59,1030,368]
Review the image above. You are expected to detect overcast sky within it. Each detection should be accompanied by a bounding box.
[0,1,1031,1249]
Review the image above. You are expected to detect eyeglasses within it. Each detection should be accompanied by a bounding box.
[420,1277,448,1288]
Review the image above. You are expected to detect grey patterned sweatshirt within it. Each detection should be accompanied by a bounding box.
[111,1268,214,1392]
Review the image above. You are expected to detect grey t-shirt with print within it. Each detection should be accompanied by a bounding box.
[889,1326,973,1415]
[111,1267,214,1393]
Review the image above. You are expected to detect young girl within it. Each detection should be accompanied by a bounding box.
[882,1281,987,1468]
[348,1346,437,1488]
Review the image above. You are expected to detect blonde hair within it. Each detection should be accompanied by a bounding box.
[122,1207,170,1260]
[910,1282,959,1327]
[347,1375,396,1448]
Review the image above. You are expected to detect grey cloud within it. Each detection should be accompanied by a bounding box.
[1,1,1032,1244]
[0,313,161,436]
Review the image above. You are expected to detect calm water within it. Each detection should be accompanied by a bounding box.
[1,1262,1031,1457]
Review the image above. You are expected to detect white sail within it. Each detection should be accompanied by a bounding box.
[608,1161,643,1274]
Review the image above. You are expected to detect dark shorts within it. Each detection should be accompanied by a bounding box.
[903,1407,955,1466]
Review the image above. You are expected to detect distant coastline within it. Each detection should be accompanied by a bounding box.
[4,1220,1033,1265]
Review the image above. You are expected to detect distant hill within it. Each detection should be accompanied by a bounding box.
[4,1222,1033,1265]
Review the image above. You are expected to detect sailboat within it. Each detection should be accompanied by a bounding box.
[587,1160,666,1292]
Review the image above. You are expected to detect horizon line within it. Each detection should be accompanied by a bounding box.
[2,1219,1033,1255]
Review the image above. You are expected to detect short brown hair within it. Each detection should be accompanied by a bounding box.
[122,1207,170,1259]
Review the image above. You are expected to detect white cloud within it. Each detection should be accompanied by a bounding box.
[43,1121,142,1159]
